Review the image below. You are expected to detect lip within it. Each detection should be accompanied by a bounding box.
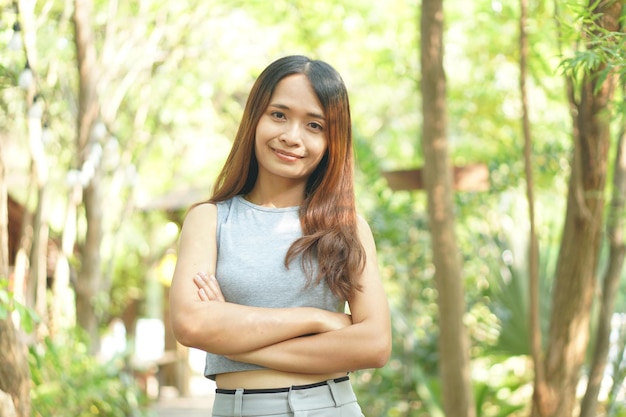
[272,147,304,160]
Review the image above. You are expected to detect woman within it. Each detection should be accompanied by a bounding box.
[170,55,391,416]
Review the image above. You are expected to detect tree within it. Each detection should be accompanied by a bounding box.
[0,135,30,417]
[579,89,626,417]
[519,0,547,414]
[420,1,475,416]
[68,0,209,350]
[534,1,624,416]
[0,3,33,414]
[72,0,103,351]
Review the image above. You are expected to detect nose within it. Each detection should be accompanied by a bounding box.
[280,122,302,146]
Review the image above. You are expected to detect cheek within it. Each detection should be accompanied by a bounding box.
[254,123,268,152]
[255,117,271,141]
[319,146,329,163]
[314,138,328,160]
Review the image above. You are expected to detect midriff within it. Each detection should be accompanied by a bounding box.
[215,369,348,390]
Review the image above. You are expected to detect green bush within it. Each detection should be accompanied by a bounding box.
[29,331,150,417]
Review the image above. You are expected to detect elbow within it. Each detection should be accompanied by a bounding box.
[170,312,198,348]
[371,336,392,368]
[170,304,229,354]
[170,304,212,349]
[359,333,391,369]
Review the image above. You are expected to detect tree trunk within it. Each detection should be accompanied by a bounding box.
[25,42,50,328]
[0,147,9,285]
[579,108,626,417]
[50,184,81,335]
[28,187,49,328]
[540,2,622,416]
[77,179,104,351]
[520,0,550,415]
[420,1,475,416]
[0,318,30,417]
[73,0,104,352]
[0,131,31,417]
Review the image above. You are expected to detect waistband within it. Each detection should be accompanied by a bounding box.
[215,376,350,395]
[212,376,356,415]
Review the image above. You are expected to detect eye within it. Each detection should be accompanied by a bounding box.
[308,121,324,131]
[270,111,286,120]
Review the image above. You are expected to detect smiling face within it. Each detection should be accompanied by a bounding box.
[254,74,328,189]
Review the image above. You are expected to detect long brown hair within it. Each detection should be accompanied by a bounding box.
[210,55,365,300]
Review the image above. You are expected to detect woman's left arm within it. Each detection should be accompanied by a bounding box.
[224,216,392,374]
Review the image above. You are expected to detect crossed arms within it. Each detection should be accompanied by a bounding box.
[169,203,391,375]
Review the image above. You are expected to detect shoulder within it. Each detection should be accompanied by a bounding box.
[356,214,372,232]
[186,202,217,220]
[356,214,376,250]
[356,214,373,238]
[181,203,218,235]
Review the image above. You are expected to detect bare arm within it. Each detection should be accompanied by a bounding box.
[169,203,351,355]
[222,216,392,373]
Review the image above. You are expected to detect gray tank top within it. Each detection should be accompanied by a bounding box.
[204,195,345,380]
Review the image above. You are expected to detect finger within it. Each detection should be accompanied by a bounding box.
[198,288,209,301]
[208,275,225,302]
[193,273,217,300]
[194,273,225,302]
[201,273,220,300]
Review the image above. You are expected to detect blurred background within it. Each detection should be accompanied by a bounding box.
[1,0,625,416]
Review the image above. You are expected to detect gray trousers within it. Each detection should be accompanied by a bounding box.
[211,377,364,417]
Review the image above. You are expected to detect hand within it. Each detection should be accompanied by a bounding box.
[318,310,352,333]
[193,272,225,302]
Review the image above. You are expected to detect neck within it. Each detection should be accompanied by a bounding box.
[245,180,306,208]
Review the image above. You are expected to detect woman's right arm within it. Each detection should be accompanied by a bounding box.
[169,203,350,355]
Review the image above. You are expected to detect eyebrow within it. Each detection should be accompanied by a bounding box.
[268,103,325,121]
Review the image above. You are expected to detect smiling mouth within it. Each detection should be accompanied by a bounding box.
[272,148,303,160]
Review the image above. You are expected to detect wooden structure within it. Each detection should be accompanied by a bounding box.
[382,163,489,192]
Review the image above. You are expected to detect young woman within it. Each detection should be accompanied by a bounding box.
[169,55,391,417]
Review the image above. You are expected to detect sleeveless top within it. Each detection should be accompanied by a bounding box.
[204,195,345,380]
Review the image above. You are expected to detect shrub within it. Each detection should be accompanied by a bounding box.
[29,331,150,417]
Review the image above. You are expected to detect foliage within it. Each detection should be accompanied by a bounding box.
[486,215,560,357]
[0,62,14,88]
[353,125,538,416]
[557,1,626,92]
[29,330,150,417]
[604,314,626,417]
[0,280,40,333]
[0,282,148,416]
[2,0,625,414]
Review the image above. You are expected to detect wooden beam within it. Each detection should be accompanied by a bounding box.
[382,163,489,192]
